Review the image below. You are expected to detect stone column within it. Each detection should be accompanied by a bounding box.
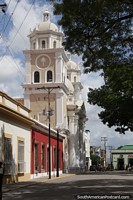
[24,93,30,109]
[68,114,77,169]
[56,93,63,127]
[36,37,39,49]
[74,115,80,167]
[55,54,62,82]
[25,54,31,84]
[49,37,51,49]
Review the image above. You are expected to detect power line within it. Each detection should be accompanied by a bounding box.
[9,23,29,48]
[0,0,56,115]
[0,0,16,31]
[0,34,43,112]
[0,0,36,77]
[9,0,35,48]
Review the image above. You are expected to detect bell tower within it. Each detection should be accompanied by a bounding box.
[23,10,69,128]
[23,10,87,173]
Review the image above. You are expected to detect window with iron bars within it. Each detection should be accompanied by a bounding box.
[18,140,25,173]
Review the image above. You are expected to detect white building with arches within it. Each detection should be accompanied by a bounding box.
[23,10,87,172]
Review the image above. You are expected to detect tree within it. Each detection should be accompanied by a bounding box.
[88,66,133,133]
[52,0,133,71]
[90,154,101,166]
[50,0,133,133]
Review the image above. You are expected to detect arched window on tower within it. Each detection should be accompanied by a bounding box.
[34,71,40,83]
[74,76,77,82]
[47,70,53,82]
[53,41,56,48]
[42,40,46,49]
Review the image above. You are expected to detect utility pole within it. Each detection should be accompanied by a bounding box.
[56,128,59,177]
[101,137,107,168]
[37,86,60,179]
[107,146,114,170]
[47,88,52,179]
[0,3,7,13]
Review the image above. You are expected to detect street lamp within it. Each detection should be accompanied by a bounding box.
[42,89,53,179]
[56,128,59,177]
[0,3,7,13]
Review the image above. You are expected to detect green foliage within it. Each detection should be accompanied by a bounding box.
[90,154,101,166]
[88,66,133,133]
[50,0,133,133]
[51,0,133,71]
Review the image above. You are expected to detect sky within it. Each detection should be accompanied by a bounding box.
[0,0,133,152]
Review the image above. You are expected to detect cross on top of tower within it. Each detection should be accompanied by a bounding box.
[43,10,50,22]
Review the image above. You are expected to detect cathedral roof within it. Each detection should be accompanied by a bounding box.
[38,21,58,32]
[38,10,58,32]
[67,60,79,70]
[66,78,74,93]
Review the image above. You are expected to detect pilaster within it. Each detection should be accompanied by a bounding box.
[56,93,64,128]
[25,54,31,84]
[68,114,77,168]
[55,54,63,82]
[24,93,30,109]
[36,37,38,49]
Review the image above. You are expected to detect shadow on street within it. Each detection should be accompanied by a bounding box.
[3,172,133,200]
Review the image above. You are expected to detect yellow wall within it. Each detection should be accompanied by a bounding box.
[30,93,56,128]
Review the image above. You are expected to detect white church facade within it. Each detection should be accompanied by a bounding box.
[22,10,87,173]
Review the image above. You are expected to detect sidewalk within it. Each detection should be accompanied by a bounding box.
[2,173,75,193]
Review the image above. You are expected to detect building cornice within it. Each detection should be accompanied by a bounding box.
[28,30,63,38]
[32,120,64,141]
[0,104,34,126]
[112,150,133,154]
[22,83,69,95]
[0,91,30,113]
[23,48,69,63]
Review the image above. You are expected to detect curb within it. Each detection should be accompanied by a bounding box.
[39,174,76,182]
[2,174,76,193]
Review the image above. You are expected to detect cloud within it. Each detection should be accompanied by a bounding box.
[71,27,133,151]
[0,0,53,96]
[80,69,133,150]
[4,0,54,52]
[0,55,24,97]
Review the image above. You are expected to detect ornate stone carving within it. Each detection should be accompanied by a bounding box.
[35,54,51,69]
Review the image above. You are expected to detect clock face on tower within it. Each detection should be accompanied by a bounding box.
[36,54,51,69]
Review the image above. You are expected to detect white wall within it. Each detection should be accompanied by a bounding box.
[0,119,31,173]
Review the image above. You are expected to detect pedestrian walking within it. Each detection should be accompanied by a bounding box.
[0,161,4,200]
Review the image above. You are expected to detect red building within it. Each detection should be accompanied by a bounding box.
[31,121,64,178]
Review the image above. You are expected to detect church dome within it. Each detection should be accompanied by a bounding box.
[38,22,58,32]
[66,78,74,93]
[67,60,79,70]
[38,10,58,32]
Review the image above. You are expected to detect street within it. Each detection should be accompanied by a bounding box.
[3,171,133,200]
